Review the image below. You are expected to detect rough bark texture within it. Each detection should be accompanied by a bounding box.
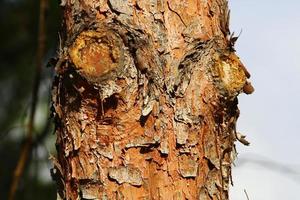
[51,0,253,199]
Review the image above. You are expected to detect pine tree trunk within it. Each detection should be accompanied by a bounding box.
[51,0,253,199]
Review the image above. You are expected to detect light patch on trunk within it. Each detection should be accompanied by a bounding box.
[179,154,198,178]
[108,166,143,186]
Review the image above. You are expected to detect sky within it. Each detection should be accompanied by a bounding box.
[229,1,300,199]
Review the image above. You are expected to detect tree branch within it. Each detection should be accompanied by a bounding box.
[9,0,48,199]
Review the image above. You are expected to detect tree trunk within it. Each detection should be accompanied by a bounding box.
[51,0,253,199]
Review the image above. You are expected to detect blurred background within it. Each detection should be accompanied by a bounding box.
[0,0,60,199]
[230,0,300,199]
[0,0,299,200]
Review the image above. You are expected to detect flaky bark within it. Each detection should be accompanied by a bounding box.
[51,0,253,199]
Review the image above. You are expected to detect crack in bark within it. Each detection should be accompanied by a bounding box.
[166,1,187,27]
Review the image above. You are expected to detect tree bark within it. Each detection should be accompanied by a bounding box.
[51,0,253,199]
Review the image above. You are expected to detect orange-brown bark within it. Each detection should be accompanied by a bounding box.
[51,0,253,199]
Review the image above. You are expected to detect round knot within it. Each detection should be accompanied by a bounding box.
[69,29,124,81]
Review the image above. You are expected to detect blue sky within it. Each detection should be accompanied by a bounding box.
[229,1,300,199]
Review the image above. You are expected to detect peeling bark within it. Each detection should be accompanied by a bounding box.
[51,0,253,199]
